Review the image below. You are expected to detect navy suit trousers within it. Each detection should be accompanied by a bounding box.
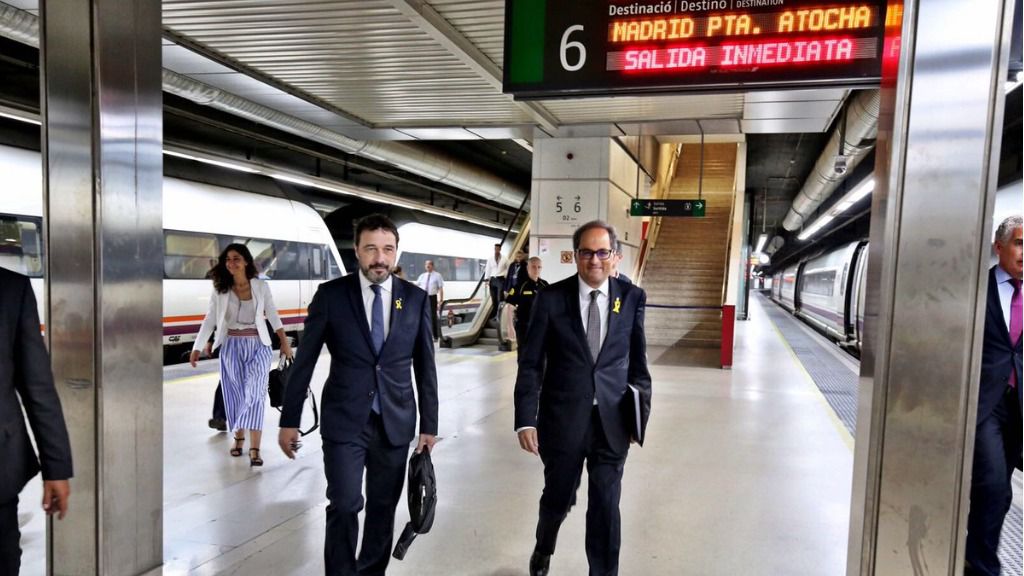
[322,414,408,576]
[0,497,20,576]
[967,387,1023,576]
[536,408,628,576]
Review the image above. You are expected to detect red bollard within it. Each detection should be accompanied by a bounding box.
[720,305,735,369]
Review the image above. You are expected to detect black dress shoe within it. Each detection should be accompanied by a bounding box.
[529,551,550,576]
[208,418,227,431]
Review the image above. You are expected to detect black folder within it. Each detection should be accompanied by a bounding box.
[621,384,649,446]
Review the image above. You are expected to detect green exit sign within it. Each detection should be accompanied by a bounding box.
[630,199,706,217]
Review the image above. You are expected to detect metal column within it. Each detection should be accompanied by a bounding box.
[40,0,163,573]
[848,0,1014,574]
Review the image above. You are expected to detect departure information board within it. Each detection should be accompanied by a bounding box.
[504,0,891,98]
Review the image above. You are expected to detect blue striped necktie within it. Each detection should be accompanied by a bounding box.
[370,284,384,412]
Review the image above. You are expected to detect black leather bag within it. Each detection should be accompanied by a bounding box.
[392,448,436,560]
[268,357,319,436]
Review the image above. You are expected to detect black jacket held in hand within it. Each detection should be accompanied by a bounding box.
[514,275,652,454]
[280,273,438,446]
[0,267,72,504]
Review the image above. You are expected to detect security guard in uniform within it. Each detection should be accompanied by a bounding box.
[506,256,548,359]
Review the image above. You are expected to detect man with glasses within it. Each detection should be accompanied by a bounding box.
[514,220,652,576]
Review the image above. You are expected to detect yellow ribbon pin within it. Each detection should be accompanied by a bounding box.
[395,298,403,310]
[613,297,621,314]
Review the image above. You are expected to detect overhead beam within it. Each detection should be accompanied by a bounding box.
[388,0,560,132]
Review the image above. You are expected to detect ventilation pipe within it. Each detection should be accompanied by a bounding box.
[781,89,880,232]
[0,3,528,209]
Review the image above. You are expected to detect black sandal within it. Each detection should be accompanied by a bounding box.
[230,435,244,457]
[249,448,263,467]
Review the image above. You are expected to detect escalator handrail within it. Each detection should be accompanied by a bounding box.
[439,189,532,319]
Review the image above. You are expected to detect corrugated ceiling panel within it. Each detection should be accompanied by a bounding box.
[541,94,745,125]
[427,0,506,68]
[163,0,532,126]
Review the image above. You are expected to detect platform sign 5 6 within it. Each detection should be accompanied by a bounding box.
[504,0,889,99]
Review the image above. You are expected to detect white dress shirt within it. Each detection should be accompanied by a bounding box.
[417,271,445,296]
[484,255,508,279]
[359,271,392,340]
[995,265,1018,330]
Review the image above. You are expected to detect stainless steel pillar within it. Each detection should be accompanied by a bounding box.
[848,0,1015,574]
[40,0,163,573]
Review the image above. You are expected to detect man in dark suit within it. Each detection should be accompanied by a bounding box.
[0,267,73,574]
[514,220,652,576]
[279,214,438,576]
[966,215,1023,576]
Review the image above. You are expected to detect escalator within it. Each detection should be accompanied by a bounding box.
[440,216,530,350]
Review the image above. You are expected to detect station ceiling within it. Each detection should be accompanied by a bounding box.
[0,0,892,252]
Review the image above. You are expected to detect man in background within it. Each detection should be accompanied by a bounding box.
[484,242,508,322]
[504,249,528,297]
[416,260,445,342]
[506,256,548,360]
[966,215,1023,576]
[0,267,73,574]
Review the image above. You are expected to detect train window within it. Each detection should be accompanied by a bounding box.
[165,231,219,279]
[325,246,342,279]
[803,271,837,297]
[398,251,485,283]
[0,215,44,278]
[311,246,324,279]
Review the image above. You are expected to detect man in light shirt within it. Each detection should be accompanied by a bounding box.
[416,260,445,341]
[484,243,509,322]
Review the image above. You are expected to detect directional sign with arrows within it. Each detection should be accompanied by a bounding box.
[630,199,706,217]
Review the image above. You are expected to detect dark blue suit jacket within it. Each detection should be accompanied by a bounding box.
[514,275,652,454]
[281,273,439,446]
[0,268,72,504]
[978,266,1023,423]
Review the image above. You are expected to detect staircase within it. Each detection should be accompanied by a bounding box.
[641,143,737,348]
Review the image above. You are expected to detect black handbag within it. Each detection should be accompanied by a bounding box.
[268,357,319,437]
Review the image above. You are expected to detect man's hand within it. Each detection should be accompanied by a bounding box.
[278,427,300,459]
[42,479,69,519]
[416,434,436,454]
[189,350,200,367]
[517,428,539,456]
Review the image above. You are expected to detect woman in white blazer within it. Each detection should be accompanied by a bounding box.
[190,243,293,466]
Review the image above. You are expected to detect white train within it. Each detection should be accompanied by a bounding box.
[771,240,870,354]
[0,143,344,357]
[1,142,503,359]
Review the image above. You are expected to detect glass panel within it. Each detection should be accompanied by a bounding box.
[0,215,44,278]
[235,238,276,279]
[164,231,219,279]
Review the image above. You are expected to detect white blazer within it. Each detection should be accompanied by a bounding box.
[192,278,284,352]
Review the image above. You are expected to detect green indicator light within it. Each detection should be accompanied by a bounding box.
[509,0,545,84]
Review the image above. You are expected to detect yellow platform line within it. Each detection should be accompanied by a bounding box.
[765,312,856,453]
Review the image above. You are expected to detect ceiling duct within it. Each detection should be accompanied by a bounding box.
[0,2,527,209]
[782,89,880,231]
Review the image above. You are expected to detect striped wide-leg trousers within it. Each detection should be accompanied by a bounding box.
[219,336,274,433]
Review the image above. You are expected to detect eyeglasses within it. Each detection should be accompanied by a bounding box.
[576,249,613,261]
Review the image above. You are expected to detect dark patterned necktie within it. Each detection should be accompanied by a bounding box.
[587,290,601,361]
